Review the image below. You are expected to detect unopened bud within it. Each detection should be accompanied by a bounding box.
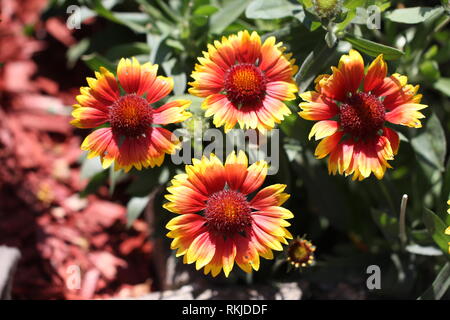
[312,0,343,19]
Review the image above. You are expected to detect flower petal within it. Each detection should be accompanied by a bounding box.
[224,150,249,191]
[234,234,260,272]
[250,184,290,210]
[145,76,174,104]
[383,127,400,155]
[202,94,238,132]
[298,91,339,120]
[70,107,109,128]
[364,54,387,92]
[117,57,159,95]
[314,131,344,159]
[255,206,294,220]
[221,238,237,277]
[76,87,110,112]
[86,67,120,104]
[371,73,408,98]
[308,120,339,141]
[153,99,192,125]
[328,139,354,176]
[265,81,297,101]
[81,127,114,160]
[385,103,427,128]
[167,217,207,257]
[185,154,226,196]
[186,232,216,270]
[315,50,364,101]
[253,214,290,238]
[164,175,208,214]
[241,160,268,194]
[337,49,365,94]
[259,36,297,83]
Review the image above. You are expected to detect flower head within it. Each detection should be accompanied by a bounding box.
[189,30,298,132]
[286,236,316,268]
[313,0,342,19]
[446,200,450,254]
[71,58,191,172]
[299,50,427,180]
[164,151,294,277]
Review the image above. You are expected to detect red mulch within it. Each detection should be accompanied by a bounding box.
[0,0,155,299]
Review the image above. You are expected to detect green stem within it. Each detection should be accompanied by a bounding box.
[399,194,408,246]
[377,179,396,217]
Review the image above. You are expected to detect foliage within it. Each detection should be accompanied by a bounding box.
[47,0,450,299]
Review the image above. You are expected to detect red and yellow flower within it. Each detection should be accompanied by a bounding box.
[446,200,450,254]
[299,50,427,180]
[164,151,294,277]
[286,236,316,268]
[71,57,191,172]
[189,30,298,132]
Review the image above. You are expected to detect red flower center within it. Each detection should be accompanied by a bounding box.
[287,239,314,265]
[204,189,252,234]
[109,94,153,137]
[339,92,385,140]
[224,63,266,104]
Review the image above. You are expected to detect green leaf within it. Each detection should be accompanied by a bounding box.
[439,160,450,221]
[336,9,356,32]
[424,45,439,60]
[193,5,218,25]
[343,34,404,60]
[385,7,444,24]
[126,167,169,197]
[126,196,150,228]
[209,0,253,34]
[434,78,450,97]
[165,39,185,51]
[423,208,450,256]
[295,44,338,92]
[293,6,322,30]
[80,156,104,180]
[68,0,120,24]
[80,170,108,197]
[82,53,116,71]
[109,165,126,196]
[147,33,167,64]
[371,209,399,243]
[135,0,168,22]
[418,262,450,300]
[90,0,148,33]
[298,0,313,8]
[419,60,440,81]
[106,42,150,61]
[411,229,433,245]
[194,5,218,16]
[162,58,187,95]
[154,0,181,23]
[67,38,90,68]
[245,0,297,19]
[411,113,446,172]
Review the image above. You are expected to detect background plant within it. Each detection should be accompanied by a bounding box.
[44,0,450,299]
